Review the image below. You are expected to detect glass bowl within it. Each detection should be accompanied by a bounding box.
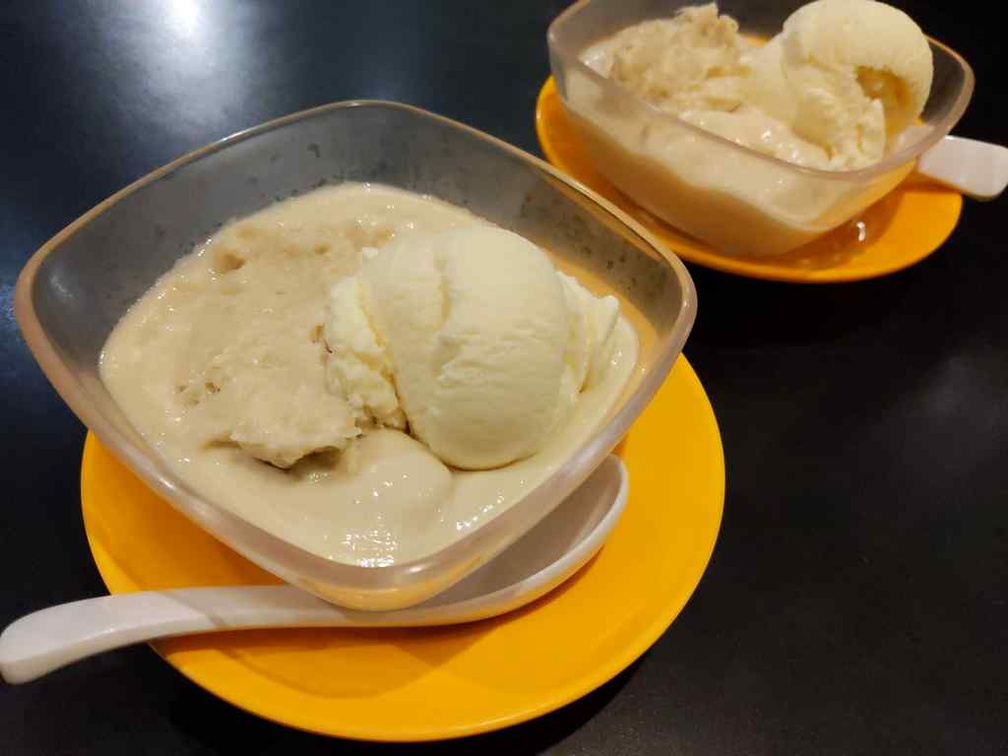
[15,101,696,610]
[548,0,974,257]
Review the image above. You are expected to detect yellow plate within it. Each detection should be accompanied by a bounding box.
[80,357,724,742]
[536,77,963,283]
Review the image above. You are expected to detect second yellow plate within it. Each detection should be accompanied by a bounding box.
[536,78,963,283]
[79,357,724,742]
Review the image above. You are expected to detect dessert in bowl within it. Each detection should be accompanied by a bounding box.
[15,101,695,610]
[548,0,974,256]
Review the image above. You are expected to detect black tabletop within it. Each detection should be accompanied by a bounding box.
[2,1,1005,753]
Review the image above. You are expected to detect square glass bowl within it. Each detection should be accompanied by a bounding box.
[548,0,974,256]
[15,101,696,610]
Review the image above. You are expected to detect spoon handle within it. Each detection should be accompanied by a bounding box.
[0,585,354,684]
[917,135,1008,200]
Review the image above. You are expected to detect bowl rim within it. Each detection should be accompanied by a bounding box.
[14,98,697,602]
[547,0,976,181]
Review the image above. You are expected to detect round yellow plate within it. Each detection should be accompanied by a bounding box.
[536,77,963,283]
[80,357,723,742]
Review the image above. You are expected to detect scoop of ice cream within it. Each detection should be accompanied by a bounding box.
[324,226,619,470]
[603,3,749,114]
[589,1,933,172]
[768,0,934,168]
[200,366,361,469]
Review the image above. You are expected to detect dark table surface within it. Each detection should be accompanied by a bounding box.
[2,1,1005,753]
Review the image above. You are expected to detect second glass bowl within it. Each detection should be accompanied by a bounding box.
[548,0,974,257]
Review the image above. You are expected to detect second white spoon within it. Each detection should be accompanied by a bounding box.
[916,135,1008,200]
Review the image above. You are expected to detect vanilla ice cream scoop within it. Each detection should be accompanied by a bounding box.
[604,3,749,113]
[324,226,621,470]
[771,0,934,168]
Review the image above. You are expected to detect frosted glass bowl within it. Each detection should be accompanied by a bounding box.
[548,0,974,256]
[15,101,695,610]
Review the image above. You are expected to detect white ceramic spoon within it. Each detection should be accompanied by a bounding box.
[916,135,1008,200]
[0,456,627,685]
